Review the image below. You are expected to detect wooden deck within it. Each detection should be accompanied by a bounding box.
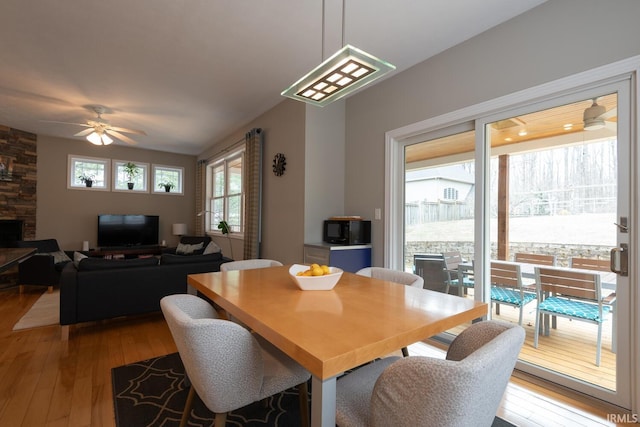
[446,295,616,390]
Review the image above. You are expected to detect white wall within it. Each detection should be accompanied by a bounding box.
[344,0,640,266]
[199,99,307,264]
[37,135,197,250]
[304,99,346,243]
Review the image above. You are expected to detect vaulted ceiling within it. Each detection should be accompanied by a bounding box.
[0,0,546,154]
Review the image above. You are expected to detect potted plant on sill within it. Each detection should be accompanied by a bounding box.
[217,220,233,259]
[78,173,95,187]
[158,181,175,192]
[123,162,140,189]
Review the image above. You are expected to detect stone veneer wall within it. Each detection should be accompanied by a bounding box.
[0,125,37,288]
[405,241,611,271]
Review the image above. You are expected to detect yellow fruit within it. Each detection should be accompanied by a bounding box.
[312,267,324,276]
[310,263,320,270]
[321,265,330,274]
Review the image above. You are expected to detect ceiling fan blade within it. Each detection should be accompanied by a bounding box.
[41,120,91,127]
[601,107,617,120]
[109,126,147,136]
[107,129,138,145]
[74,128,95,137]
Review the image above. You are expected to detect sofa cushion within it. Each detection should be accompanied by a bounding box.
[77,257,159,271]
[73,251,89,268]
[39,250,72,264]
[203,241,221,254]
[17,238,61,253]
[176,242,205,255]
[160,253,222,265]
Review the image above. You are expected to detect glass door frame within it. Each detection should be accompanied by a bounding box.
[385,56,640,411]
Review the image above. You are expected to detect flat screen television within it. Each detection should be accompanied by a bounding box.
[97,214,159,248]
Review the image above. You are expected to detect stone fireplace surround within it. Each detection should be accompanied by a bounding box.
[0,124,37,287]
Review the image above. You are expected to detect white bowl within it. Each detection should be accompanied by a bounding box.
[289,264,343,291]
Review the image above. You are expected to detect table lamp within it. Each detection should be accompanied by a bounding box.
[172,223,187,237]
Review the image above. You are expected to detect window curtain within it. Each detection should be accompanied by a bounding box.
[195,159,207,236]
[244,128,263,259]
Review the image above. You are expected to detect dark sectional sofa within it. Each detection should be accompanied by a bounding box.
[60,251,231,338]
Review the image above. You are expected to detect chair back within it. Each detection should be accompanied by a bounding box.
[220,259,283,271]
[442,251,463,270]
[16,239,60,253]
[570,257,610,272]
[514,252,556,266]
[490,261,523,290]
[535,266,601,301]
[356,267,423,288]
[369,321,525,427]
[160,294,265,413]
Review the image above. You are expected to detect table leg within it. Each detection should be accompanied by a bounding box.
[311,375,337,427]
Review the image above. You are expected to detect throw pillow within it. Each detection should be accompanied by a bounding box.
[203,241,221,254]
[39,250,72,264]
[176,242,204,255]
[73,251,88,268]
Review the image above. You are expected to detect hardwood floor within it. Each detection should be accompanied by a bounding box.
[0,287,631,426]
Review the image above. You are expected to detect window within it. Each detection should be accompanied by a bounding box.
[206,149,244,234]
[443,187,459,201]
[68,155,110,190]
[113,160,149,192]
[153,164,184,194]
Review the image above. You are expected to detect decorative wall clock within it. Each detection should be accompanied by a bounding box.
[272,153,286,176]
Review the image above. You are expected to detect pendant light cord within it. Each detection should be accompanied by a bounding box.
[321,0,325,61]
[342,0,346,48]
[321,0,346,61]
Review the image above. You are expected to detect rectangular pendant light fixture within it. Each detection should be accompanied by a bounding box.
[281,44,395,107]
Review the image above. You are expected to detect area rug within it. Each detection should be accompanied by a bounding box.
[12,289,59,331]
[112,352,516,427]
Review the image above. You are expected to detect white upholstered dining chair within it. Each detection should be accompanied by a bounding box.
[160,294,310,427]
[356,267,424,356]
[335,320,525,427]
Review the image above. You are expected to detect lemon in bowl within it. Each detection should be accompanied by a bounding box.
[289,264,343,290]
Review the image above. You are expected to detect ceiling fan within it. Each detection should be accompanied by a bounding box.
[47,105,146,145]
[583,98,617,131]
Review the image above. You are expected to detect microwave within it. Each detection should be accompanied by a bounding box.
[323,220,371,245]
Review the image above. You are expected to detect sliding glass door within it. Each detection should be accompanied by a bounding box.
[394,78,633,408]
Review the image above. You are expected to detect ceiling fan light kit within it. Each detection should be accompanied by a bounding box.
[281,0,395,107]
[583,99,607,130]
[47,105,146,146]
[87,130,113,145]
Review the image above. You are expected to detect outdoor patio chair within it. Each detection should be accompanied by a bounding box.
[514,252,556,266]
[442,251,474,296]
[490,261,536,326]
[534,266,612,366]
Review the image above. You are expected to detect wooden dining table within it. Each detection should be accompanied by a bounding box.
[188,265,488,427]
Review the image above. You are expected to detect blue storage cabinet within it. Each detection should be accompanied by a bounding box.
[303,243,372,273]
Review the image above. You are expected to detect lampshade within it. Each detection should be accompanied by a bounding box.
[172,223,187,236]
[281,44,395,107]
